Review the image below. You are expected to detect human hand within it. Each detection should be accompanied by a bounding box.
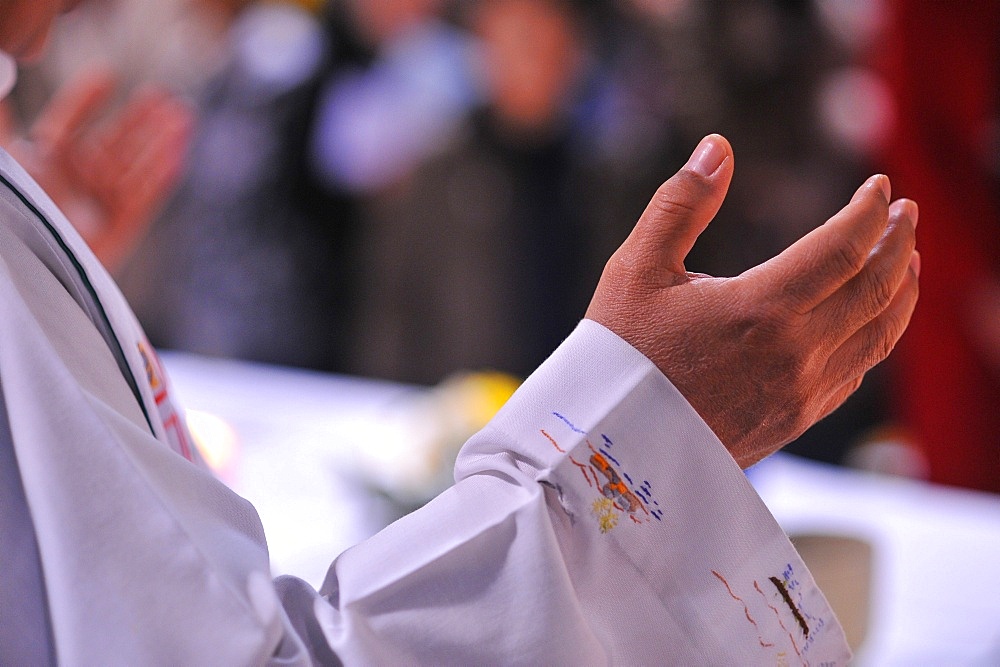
[586,134,919,468]
[1,68,192,272]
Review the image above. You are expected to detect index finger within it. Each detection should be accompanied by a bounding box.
[744,175,892,313]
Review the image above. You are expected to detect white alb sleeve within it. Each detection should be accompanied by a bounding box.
[314,320,851,665]
[0,143,849,663]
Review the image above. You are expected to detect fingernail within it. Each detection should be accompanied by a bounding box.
[876,174,891,203]
[891,198,919,231]
[904,199,919,229]
[910,250,921,277]
[686,135,727,178]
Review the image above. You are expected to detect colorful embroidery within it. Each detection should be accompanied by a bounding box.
[590,451,645,516]
[552,412,587,434]
[138,340,193,462]
[770,576,810,637]
[712,570,775,649]
[755,580,801,657]
[714,564,833,665]
[779,563,827,656]
[138,342,162,392]
[541,413,664,532]
[591,498,619,533]
[540,429,566,453]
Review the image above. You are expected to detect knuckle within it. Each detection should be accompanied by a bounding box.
[877,323,900,361]
[877,271,899,309]
[859,324,897,369]
[865,269,898,315]
[830,234,869,277]
[654,192,699,221]
[739,310,815,379]
[652,175,702,219]
[736,300,791,340]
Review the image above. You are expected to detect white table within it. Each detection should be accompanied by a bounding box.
[162,351,1000,666]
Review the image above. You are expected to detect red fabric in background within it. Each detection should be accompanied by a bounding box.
[878,0,1000,491]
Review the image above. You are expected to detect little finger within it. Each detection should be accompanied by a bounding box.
[748,175,891,315]
[812,198,918,346]
[823,255,919,387]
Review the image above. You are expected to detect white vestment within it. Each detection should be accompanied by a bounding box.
[0,142,850,664]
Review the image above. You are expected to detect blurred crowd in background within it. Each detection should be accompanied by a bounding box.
[2,0,997,492]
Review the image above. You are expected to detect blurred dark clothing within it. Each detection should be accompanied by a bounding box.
[120,4,369,372]
[121,2,483,374]
[345,109,639,384]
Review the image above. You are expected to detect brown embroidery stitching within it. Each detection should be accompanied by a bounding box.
[755,582,804,663]
[540,429,565,453]
[769,576,810,637]
[712,571,774,648]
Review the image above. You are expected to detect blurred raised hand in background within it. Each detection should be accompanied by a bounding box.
[0,67,192,272]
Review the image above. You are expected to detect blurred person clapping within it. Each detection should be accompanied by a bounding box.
[0,67,192,271]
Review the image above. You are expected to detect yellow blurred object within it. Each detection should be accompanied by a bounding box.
[185,409,241,480]
[449,371,522,430]
[349,370,521,504]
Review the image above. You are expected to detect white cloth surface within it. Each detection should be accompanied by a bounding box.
[0,373,56,665]
[0,146,850,664]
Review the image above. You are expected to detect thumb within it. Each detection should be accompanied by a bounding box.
[623,134,734,274]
